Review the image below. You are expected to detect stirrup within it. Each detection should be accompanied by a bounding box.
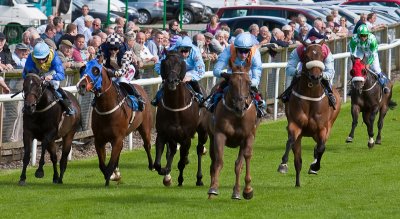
[327,94,336,109]
[151,98,158,106]
[65,108,76,116]
[383,87,390,94]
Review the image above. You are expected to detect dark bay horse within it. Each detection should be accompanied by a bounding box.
[346,57,396,148]
[277,41,341,187]
[153,51,208,186]
[19,73,81,185]
[205,61,260,200]
[76,59,153,186]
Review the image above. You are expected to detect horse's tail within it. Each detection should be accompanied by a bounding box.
[388,100,397,110]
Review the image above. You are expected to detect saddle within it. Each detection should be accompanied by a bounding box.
[118,82,140,111]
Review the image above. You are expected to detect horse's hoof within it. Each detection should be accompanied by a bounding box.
[202,147,207,156]
[208,194,217,199]
[243,189,254,200]
[308,169,318,175]
[368,142,375,149]
[375,139,382,145]
[208,188,219,196]
[105,180,110,187]
[277,163,288,174]
[35,170,44,178]
[231,192,241,200]
[310,162,320,172]
[196,181,204,186]
[57,179,63,184]
[53,179,59,184]
[18,180,26,186]
[163,174,172,187]
[346,136,353,143]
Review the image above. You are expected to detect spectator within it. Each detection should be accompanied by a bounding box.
[249,23,260,44]
[296,25,309,42]
[53,16,64,44]
[104,24,116,35]
[29,32,41,48]
[115,17,126,28]
[336,17,349,37]
[22,31,31,50]
[282,25,297,45]
[215,30,229,49]
[258,26,271,46]
[325,28,336,40]
[352,13,367,34]
[40,24,57,42]
[37,15,54,34]
[297,14,312,33]
[152,31,165,58]
[0,76,10,94]
[97,32,108,44]
[88,35,102,60]
[271,28,289,47]
[168,19,181,36]
[307,19,328,40]
[229,28,244,44]
[169,34,180,48]
[205,14,221,36]
[204,32,223,55]
[115,25,124,35]
[57,40,85,70]
[12,43,29,69]
[193,33,206,55]
[136,32,157,64]
[289,21,299,39]
[82,15,94,44]
[72,34,88,62]
[57,23,77,48]
[366,12,385,31]
[0,32,16,71]
[91,18,102,35]
[124,33,143,70]
[331,9,340,24]
[73,4,90,34]
[162,31,170,49]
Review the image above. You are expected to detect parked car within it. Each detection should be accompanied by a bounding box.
[340,0,400,8]
[77,0,139,22]
[340,5,400,20]
[201,0,258,13]
[222,15,290,34]
[125,0,163,24]
[165,0,210,24]
[216,5,326,25]
[72,0,121,24]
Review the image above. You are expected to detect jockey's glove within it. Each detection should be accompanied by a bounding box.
[220,73,230,81]
[105,68,115,77]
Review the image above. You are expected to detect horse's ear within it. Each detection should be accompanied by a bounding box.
[79,65,86,78]
[179,57,186,80]
[319,39,325,45]
[361,56,368,65]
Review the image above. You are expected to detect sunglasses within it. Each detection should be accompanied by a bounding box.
[359,34,368,38]
[179,47,191,53]
[36,56,49,61]
[110,47,119,51]
[237,48,251,54]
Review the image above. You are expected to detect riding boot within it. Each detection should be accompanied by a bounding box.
[56,88,75,116]
[321,79,336,110]
[204,80,229,112]
[251,87,266,118]
[151,87,163,106]
[378,72,390,94]
[278,76,300,103]
[187,80,204,103]
[129,85,145,111]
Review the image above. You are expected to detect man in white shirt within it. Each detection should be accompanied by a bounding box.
[136,32,158,64]
[73,5,90,34]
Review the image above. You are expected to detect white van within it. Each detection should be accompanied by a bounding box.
[0,0,47,43]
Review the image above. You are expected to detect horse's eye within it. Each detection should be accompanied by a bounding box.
[92,67,100,76]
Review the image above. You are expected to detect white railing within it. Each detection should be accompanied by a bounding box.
[1,39,399,165]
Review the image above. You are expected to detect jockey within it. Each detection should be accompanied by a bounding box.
[279,36,336,109]
[97,33,145,111]
[152,36,205,106]
[23,41,75,115]
[349,24,390,94]
[203,32,266,118]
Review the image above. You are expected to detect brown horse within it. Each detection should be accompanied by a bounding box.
[205,61,259,200]
[76,59,153,186]
[346,57,396,148]
[153,51,208,186]
[19,73,81,185]
[277,42,341,187]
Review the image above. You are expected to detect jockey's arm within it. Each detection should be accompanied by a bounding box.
[50,54,65,81]
[154,56,163,75]
[367,37,379,65]
[323,53,335,81]
[250,50,263,88]
[349,36,358,56]
[188,47,205,81]
[213,47,230,78]
[286,49,301,77]
[22,55,36,79]
[114,51,132,77]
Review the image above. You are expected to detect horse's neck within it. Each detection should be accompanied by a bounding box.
[365,72,377,86]
[296,75,324,96]
[163,83,191,106]
[37,89,56,108]
[96,73,119,106]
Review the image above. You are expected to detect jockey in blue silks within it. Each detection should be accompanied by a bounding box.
[151,36,206,106]
[23,41,75,115]
[203,32,266,118]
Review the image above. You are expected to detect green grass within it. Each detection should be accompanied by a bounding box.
[0,84,399,219]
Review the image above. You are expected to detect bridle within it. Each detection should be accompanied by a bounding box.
[223,71,253,117]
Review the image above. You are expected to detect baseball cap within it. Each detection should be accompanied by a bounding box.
[0,32,5,40]
[60,40,73,47]
[204,32,214,39]
[15,43,29,50]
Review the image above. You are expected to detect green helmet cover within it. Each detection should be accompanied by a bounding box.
[357,24,369,35]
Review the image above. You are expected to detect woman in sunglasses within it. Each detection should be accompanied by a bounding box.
[349,24,390,94]
[97,33,145,111]
[22,41,75,115]
[204,32,266,118]
[152,36,206,106]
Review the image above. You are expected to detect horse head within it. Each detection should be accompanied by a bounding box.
[225,62,252,117]
[77,58,103,96]
[350,56,368,94]
[23,73,48,114]
[160,50,186,91]
[302,40,325,85]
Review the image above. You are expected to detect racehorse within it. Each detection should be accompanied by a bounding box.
[153,51,208,186]
[206,61,260,200]
[277,41,341,187]
[19,73,81,185]
[76,59,153,186]
[346,57,396,148]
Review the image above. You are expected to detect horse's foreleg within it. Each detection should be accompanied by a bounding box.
[196,128,208,186]
[46,141,59,184]
[293,136,303,187]
[376,106,388,145]
[105,138,124,186]
[347,105,360,143]
[138,122,153,171]
[309,130,327,175]
[177,139,191,186]
[161,141,177,186]
[94,139,107,184]
[35,140,49,179]
[232,148,244,200]
[363,109,378,148]
[208,133,225,199]
[19,132,33,186]
[242,137,254,200]
[278,124,299,174]
[153,135,166,175]
[58,132,74,184]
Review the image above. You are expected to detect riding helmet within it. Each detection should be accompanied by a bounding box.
[357,24,370,36]
[234,33,254,49]
[33,41,50,59]
[106,33,123,49]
